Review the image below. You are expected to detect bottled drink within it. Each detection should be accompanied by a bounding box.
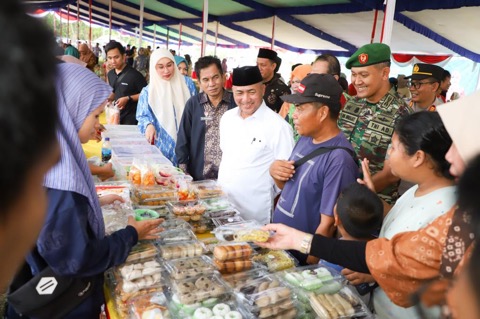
[101,137,112,163]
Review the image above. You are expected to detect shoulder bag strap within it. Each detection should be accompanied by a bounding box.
[294,146,358,169]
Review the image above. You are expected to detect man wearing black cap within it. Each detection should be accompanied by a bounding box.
[270,74,358,265]
[406,63,444,112]
[218,66,294,225]
[338,43,410,205]
[257,48,290,113]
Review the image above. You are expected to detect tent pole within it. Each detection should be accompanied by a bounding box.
[201,0,209,57]
[89,0,92,47]
[109,0,112,41]
[76,0,80,42]
[139,0,144,48]
[178,22,182,54]
[271,15,276,49]
[59,9,62,40]
[370,9,378,43]
[214,21,219,57]
[381,0,396,45]
[67,5,70,40]
[53,12,56,37]
[154,25,157,48]
[166,27,170,49]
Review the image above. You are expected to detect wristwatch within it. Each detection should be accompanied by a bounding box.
[299,234,314,254]
[127,95,132,102]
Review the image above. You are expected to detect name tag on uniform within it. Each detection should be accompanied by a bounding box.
[121,82,128,86]
[201,116,212,121]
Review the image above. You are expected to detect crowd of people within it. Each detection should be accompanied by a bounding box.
[1,0,480,318]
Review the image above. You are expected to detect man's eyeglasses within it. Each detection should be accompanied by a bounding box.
[407,81,437,89]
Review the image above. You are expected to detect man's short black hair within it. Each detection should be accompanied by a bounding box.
[314,54,341,76]
[0,0,58,215]
[105,40,125,55]
[194,56,223,79]
[336,183,383,240]
[442,70,451,81]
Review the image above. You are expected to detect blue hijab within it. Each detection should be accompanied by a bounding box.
[44,63,112,238]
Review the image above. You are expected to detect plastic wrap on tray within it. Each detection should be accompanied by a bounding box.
[102,204,134,235]
[309,285,373,319]
[281,264,344,293]
[213,243,253,262]
[200,237,221,253]
[213,220,270,242]
[157,229,196,244]
[134,205,170,218]
[223,268,269,289]
[164,255,216,280]
[157,240,205,260]
[189,218,215,234]
[129,290,171,319]
[201,196,234,213]
[130,185,177,206]
[190,180,225,199]
[251,249,297,272]
[159,218,192,231]
[170,272,231,305]
[204,209,239,219]
[234,275,293,312]
[168,293,244,318]
[166,199,207,217]
[212,215,245,227]
[125,242,160,263]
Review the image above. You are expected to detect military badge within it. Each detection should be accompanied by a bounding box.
[358,53,368,64]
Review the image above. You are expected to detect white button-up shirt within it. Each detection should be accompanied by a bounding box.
[218,102,294,224]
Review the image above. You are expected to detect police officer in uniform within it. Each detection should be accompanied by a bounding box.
[338,43,411,204]
[256,48,290,113]
[405,63,444,112]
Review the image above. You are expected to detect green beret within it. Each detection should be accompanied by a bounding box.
[346,43,391,69]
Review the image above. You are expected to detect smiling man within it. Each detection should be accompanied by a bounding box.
[337,43,411,204]
[270,74,358,265]
[176,56,236,180]
[406,63,444,112]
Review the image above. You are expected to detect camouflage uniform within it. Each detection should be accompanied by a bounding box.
[338,88,411,204]
[263,73,290,113]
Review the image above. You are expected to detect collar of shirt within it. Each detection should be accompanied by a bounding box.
[115,63,131,76]
[199,90,232,106]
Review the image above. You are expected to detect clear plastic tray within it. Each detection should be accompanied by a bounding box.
[188,218,215,234]
[251,249,298,272]
[170,272,231,305]
[213,243,253,262]
[130,185,177,206]
[157,229,196,244]
[159,218,192,231]
[133,205,170,218]
[281,264,344,293]
[190,179,225,199]
[248,298,299,319]
[164,255,216,280]
[214,258,254,274]
[223,268,269,289]
[204,209,239,219]
[212,215,245,227]
[213,220,270,242]
[168,293,243,318]
[201,196,234,213]
[309,285,373,319]
[125,242,160,263]
[157,240,205,260]
[166,199,207,216]
[112,145,162,157]
[129,290,171,319]
[235,275,293,310]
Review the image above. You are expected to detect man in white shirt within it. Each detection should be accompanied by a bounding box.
[218,66,294,224]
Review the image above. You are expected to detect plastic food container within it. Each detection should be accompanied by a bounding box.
[170,272,231,305]
[188,218,215,234]
[223,268,269,289]
[168,293,243,318]
[204,209,239,219]
[158,218,191,231]
[190,180,225,199]
[164,255,216,280]
[212,215,245,227]
[252,249,297,272]
[213,220,270,242]
[166,199,207,216]
[134,208,160,221]
[213,243,253,262]
[134,205,170,218]
[235,275,293,311]
[281,264,344,293]
[157,229,196,244]
[130,185,177,206]
[129,290,171,319]
[157,240,205,260]
[309,285,373,319]
[201,196,234,213]
[125,242,159,263]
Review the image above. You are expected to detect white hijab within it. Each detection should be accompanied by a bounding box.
[148,49,191,141]
[437,90,480,163]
